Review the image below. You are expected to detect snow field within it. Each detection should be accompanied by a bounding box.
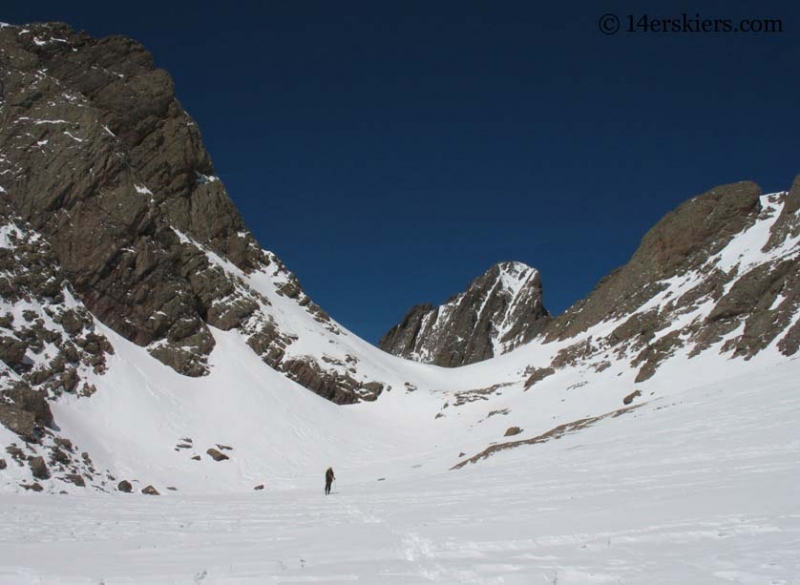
[2,359,798,584]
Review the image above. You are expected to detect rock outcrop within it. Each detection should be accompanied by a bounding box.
[206,448,229,462]
[379,262,549,366]
[28,455,50,480]
[543,181,764,341]
[0,22,251,375]
[0,384,54,442]
[0,203,112,391]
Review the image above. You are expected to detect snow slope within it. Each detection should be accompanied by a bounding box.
[1,358,798,584]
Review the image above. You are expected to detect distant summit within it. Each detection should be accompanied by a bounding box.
[378,261,550,366]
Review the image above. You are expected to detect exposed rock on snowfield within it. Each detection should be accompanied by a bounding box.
[379,261,550,366]
[27,455,49,480]
[0,385,54,442]
[452,404,642,470]
[623,389,642,405]
[0,205,113,396]
[523,366,555,389]
[206,448,229,462]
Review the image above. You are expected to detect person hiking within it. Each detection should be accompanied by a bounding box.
[325,467,335,495]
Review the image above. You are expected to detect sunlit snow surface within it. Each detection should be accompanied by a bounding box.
[1,358,799,584]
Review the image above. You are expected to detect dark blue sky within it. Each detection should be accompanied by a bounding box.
[4,1,799,342]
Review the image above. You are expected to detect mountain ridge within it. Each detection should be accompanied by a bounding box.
[385,179,800,384]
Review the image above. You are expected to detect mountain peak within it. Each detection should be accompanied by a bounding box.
[488,260,541,293]
[378,261,550,367]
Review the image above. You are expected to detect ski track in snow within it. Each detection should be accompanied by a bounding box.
[1,363,798,584]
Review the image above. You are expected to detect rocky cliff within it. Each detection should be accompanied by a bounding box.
[379,261,550,366]
[0,21,384,404]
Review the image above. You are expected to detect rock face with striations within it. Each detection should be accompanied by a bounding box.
[0,22,383,404]
[542,180,766,341]
[379,261,550,366]
[0,22,261,376]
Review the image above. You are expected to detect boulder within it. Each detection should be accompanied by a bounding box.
[206,448,229,462]
[0,336,27,371]
[28,456,50,480]
[53,438,74,452]
[623,390,642,405]
[50,447,70,465]
[5,445,25,464]
[0,385,54,442]
[64,473,86,487]
[524,367,555,389]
